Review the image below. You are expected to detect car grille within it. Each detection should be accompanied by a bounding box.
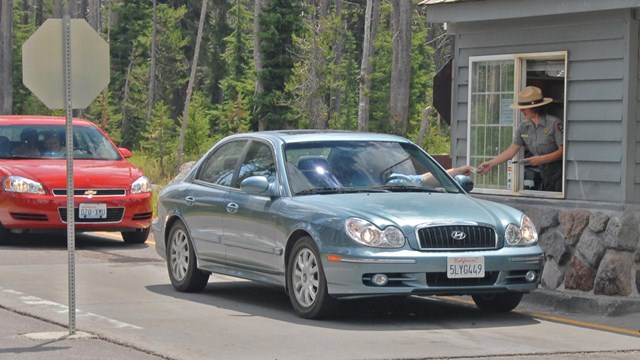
[52,188,127,196]
[58,207,124,223]
[426,271,499,287]
[417,225,497,250]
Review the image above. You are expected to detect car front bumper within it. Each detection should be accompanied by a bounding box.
[0,193,153,232]
[322,246,544,298]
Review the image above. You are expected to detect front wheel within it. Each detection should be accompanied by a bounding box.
[166,220,209,292]
[472,292,523,312]
[0,225,11,244]
[287,236,337,319]
[121,227,150,244]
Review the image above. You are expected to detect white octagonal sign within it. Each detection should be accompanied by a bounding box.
[22,19,110,109]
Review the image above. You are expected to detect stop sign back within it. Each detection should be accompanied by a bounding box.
[22,19,110,109]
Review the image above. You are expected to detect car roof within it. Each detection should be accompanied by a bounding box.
[0,115,95,127]
[223,130,412,145]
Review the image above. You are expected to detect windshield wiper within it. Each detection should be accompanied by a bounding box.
[373,185,443,193]
[295,187,392,195]
[295,187,343,195]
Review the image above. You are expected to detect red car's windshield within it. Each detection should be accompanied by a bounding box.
[0,124,121,160]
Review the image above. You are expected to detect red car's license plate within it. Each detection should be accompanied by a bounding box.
[79,203,107,219]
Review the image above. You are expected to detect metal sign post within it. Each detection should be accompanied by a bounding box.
[22,17,109,336]
[62,15,77,335]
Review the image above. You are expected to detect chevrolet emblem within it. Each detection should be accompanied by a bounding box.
[84,190,98,196]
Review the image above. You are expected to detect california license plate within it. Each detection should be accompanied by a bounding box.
[79,203,107,219]
[447,256,485,278]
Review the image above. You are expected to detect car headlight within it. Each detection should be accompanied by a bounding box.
[131,176,152,194]
[2,176,45,194]
[345,217,405,248]
[505,214,538,246]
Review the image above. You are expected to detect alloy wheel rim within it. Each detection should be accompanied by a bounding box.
[292,248,319,307]
[170,229,189,281]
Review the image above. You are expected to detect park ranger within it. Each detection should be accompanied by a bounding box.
[477,86,564,191]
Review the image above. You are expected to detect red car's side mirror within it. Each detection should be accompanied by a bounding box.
[118,147,132,158]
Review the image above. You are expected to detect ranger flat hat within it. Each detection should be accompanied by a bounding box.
[510,86,553,109]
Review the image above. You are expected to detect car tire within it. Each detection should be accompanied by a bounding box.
[121,227,150,244]
[0,225,11,244]
[166,220,209,292]
[472,292,523,312]
[287,236,337,319]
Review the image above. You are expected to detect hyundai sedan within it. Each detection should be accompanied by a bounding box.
[153,130,543,318]
[0,116,153,244]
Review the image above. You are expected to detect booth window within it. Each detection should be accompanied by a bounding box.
[467,52,567,198]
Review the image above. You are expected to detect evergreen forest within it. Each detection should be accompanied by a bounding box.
[0,0,453,182]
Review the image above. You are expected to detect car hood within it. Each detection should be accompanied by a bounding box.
[294,192,521,229]
[1,159,144,189]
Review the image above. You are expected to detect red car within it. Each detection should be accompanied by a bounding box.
[0,115,153,243]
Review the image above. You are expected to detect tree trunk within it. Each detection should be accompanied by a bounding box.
[253,0,267,131]
[36,0,44,25]
[120,43,136,146]
[21,0,29,25]
[309,0,328,129]
[416,106,431,145]
[389,0,412,136]
[87,0,100,29]
[176,0,208,172]
[69,0,81,18]
[329,0,343,126]
[147,0,160,169]
[0,0,13,114]
[357,0,380,132]
[54,0,63,18]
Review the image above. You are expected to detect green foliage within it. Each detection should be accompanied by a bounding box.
[8,0,454,182]
[11,2,37,114]
[142,100,178,177]
[183,92,214,159]
[254,0,303,130]
[213,0,253,136]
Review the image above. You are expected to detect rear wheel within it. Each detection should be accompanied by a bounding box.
[121,227,150,244]
[287,236,337,319]
[167,220,209,292]
[472,292,523,312]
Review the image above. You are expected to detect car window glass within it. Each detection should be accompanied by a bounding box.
[196,140,247,186]
[0,124,121,160]
[285,141,461,194]
[237,141,276,187]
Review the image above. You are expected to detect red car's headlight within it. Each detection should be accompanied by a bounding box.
[131,176,152,194]
[3,175,45,194]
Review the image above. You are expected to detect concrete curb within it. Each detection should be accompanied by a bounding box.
[522,288,640,316]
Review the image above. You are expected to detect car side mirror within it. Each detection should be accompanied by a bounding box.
[454,175,474,192]
[119,147,132,158]
[240,176,276,196]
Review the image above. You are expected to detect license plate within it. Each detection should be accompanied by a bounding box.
[79,203,107,219]
[447,256,485,278]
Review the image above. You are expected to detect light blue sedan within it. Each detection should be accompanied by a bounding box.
[153,131,544,319]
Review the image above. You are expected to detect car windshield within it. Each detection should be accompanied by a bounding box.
[284,140,462,195]
[0,124,121,160]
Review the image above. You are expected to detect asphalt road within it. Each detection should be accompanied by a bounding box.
[1,232,639,360]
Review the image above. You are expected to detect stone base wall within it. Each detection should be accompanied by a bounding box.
[509,205,640,298]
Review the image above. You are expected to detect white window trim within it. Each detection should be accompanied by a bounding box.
[467,51,567,199]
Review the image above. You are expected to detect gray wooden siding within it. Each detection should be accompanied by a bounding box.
[451,9,634,203]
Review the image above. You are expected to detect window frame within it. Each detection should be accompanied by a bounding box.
[467,51,567,198]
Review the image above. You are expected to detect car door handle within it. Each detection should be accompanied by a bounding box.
[185,196,195,206]
[226,202,239,214]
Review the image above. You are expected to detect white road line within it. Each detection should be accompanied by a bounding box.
[1,287,143,330]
